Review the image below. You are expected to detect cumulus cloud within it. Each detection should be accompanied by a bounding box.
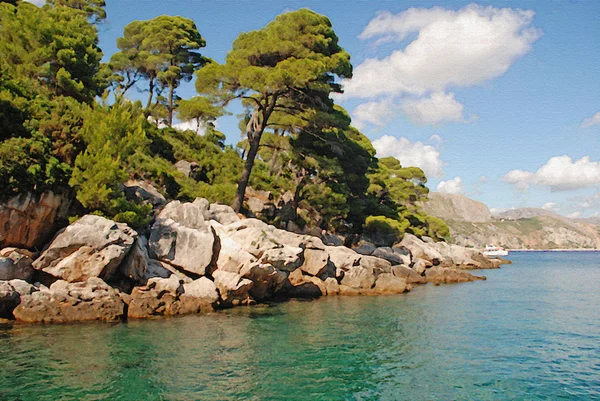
[352,98,397,130]
[437,176,464,194]
[372,135,444,177]
[503,156,600,191]
[344,4,540,128]
[581,111,600,128]
[541,202,557,211]
[400,92,474,125]
[345,4,541,99]
[24,0,46,5]
[567,212,581,219]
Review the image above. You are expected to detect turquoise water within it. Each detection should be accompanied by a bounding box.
[1,252,599,400]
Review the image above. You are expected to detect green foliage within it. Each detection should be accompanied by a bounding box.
[47,0,107,23]
[0,1,104,102]
[110,15,207,125]
[364,216,410,245]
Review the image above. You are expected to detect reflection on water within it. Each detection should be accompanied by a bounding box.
[1,252,599,400]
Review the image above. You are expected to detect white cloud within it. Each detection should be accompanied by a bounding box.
[437,176,464,194]
[372,135,444,177]
[503,156,600,191]
[581,111,600,128]
[352,98,397,130]
[24,0,46,5]
[567,212,581,219]
[541,202,557,211]
[344,4,541,99]
[400,92,473,125]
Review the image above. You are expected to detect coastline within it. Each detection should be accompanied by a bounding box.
[508,249,600,252]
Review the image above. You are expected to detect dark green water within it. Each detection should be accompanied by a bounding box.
[1,252,599,400]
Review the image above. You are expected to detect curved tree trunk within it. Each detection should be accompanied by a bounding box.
[232,135,261,212]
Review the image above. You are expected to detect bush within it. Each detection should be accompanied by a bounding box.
[364,215,410,246]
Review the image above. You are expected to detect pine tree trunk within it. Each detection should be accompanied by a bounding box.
[146,79,155,110]
[232,135,261,212]
[168,82,174,127]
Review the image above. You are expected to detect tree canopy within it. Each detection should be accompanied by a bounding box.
[196,8,352,212]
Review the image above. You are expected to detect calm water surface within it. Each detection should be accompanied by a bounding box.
[1,252,599,400]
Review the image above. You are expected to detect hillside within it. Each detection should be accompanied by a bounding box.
[424,192,600,249]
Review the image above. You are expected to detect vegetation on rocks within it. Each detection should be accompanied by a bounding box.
[0,1,448,245]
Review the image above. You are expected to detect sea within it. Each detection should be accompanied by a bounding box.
[1,251,599,400]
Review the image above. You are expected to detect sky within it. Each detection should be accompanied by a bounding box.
[28,0,600,218]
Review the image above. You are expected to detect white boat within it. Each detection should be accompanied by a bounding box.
[482,245,509,257]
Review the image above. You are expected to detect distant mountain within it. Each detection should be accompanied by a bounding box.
[422,192,492,223]
[423,192,600,249]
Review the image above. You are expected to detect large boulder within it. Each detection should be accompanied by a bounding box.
[260,246,304,272]
[372,247,408,266]
[299,249,329,277]
[211,226,256,274]
[340,266,376,290]
[128,276,218,319]
[358,255,392,276]
[391,265,426,285]
[0,248,34,281]
[412,258,432,275]
[123,180,166,207]
[33,215,137,283]
[212,270,253,307]
[425,265,485,284]
[374,273,409,294]
[119,236,149,283]
[0,191,70,250]
[287,269,325,298]
[241,263,287,301]
[326,246,361,272]
[13,278,125,323]
[399,234,445,265]
[0,281,21,319]
[149,218,216,277]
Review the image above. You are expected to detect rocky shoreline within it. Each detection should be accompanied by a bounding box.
[0,198,506,325]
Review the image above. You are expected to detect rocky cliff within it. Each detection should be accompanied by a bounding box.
[424,192,600,249]
[0,197,498,324]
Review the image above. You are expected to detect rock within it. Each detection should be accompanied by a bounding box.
[323,277,340,295]
[391,265,426,284]
[212,270,253,307]
[148,275,183,295]
[358,255,392,276]
[241,263,287,301]
[9,279,37,296]
[0,191,70,250]
[33,215,137,283]
[128,276,218,319]
[145,259,175,280]
[326,246,361,271]
[0,248,34,281]
[299,249,329,276]
[120,236,149,283]
[338,285,362,296]
[322,234,344,246]
[13,278,125,323]
[374,273,409,294]
[149,218,216,277]
[340,266,375,289]
[412,258,432,275]
[181,277,219,305]
[211,225,257,274]
[353,242,376,256]
[123,180,166,207]
[174,160,203,181]
[399,234,445,265]
[372,247,408,266]
[287,269,325,298]
[425,265,485,284]
[157,199,209,229]
[207,203,239,225]
[0,281,20,318]
[260,246,304,272]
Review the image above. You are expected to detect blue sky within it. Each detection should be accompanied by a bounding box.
[91,1,600,217]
